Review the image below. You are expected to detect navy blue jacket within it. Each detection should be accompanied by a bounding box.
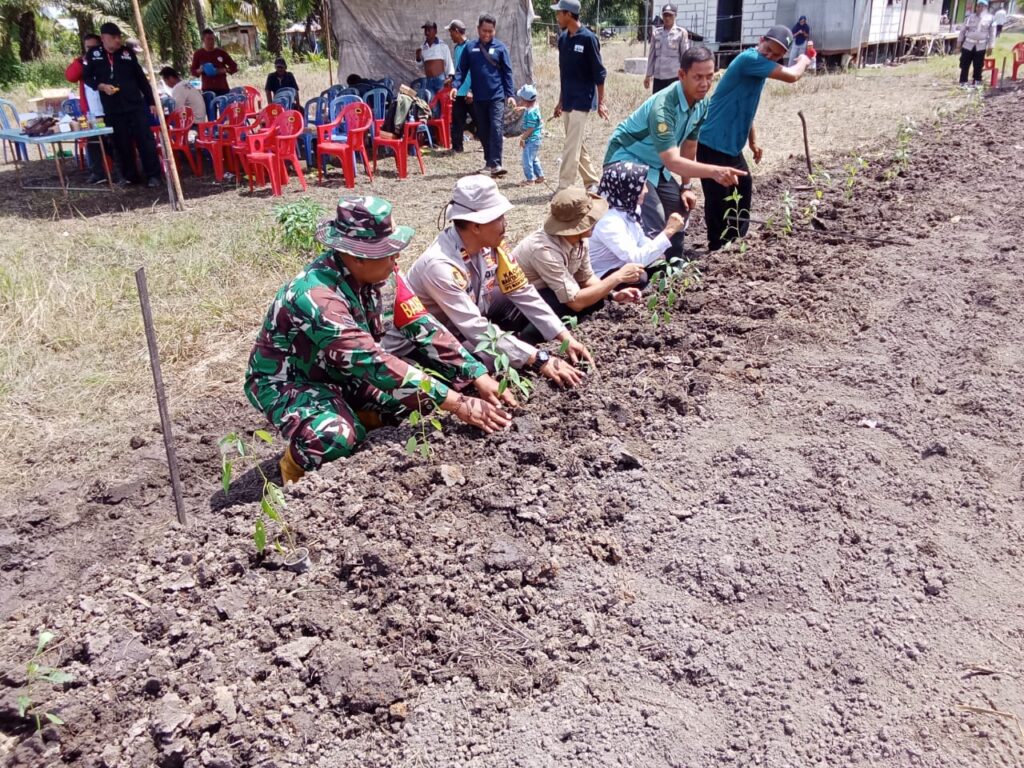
[558,27,607,112]
[453,38,515,102]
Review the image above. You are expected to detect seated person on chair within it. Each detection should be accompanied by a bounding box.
[385,176,592,387]
[265,57,299,104]
[160,66,208,122]
[513,188,644,322]
[245,196,511,484]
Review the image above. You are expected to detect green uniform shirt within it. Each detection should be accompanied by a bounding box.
[604,80,708,186]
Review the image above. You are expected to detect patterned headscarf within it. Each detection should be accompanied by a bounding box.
[597,161,649,225]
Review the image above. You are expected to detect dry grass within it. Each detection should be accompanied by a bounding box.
[0,41,977,490]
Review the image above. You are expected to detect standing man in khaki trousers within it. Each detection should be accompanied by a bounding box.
[551,0,608,192]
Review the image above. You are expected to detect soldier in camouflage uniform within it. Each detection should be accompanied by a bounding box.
[246,196,512,484]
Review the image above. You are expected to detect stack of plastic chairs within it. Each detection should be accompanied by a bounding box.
[272,88,297,109]
[245,109,308,195]
[299,94,331,168]
[317,102,373,187]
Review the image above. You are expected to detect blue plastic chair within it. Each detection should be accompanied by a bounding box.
[204,91,219,120]
[322,84,347,104]
[414,88,435,149]
[329,95,361,123]
[272,91,296,109]
[363,88,389,124]
[300,95,330,167]
[336,87,359,98]
[0,98,30,162]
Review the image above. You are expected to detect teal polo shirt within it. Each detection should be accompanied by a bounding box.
[698,48,779,157]
[604,81,707,187]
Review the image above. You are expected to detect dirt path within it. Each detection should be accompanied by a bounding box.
[1,87,1022,767]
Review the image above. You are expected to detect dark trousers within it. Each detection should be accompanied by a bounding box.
[537,287,604,323]
[697,142,752,251]
[652,77,676,94]
[451,95,474,151]
[959,47,986,84]
[473,98,506,170]
[107,108,161,183]
[487,294,542,344]
[640,175,685,261]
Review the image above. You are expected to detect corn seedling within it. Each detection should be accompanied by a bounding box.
[17,629,73,732]
[219,431,297,557]
[474,323,534,401]
[559,314,580,355]
[843,155,868,200]
[402,369,443,460]
[274,198,325,254]
[645,257,702,326]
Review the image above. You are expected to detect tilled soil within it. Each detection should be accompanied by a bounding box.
[1,85,1022,767]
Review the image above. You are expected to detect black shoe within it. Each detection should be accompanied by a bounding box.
[146,177,162,188]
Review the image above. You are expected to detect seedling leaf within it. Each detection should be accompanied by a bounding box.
[261,497,281,523]
[254,519,267,553]
[45,712,65,725]
[254,429,273,444]
[17,695,30,717]
[36,631,54,654]
[41,670,73,685]
[405,436,418,454]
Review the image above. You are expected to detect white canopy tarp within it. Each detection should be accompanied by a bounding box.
[329,0,535,87]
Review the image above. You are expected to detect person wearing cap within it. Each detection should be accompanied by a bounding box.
[66,33,113,184]
[958,1,996,88]
[453,14,517,177]
[605,46,744,262]
[550,0,608,193]
[190,28,238,96]
[447,20,476,152]
[416,21,455,95]
[264,58,299,105]
[789,15,810,66]
[85,22,163,188]
[993,2,1007,36]
[513,189,644,321]
[391,176,592,388]
[160,67,208,123]
[644,4,690,93]
[696,26,810,251]
[246,196,512,485]
[516,84,544,185]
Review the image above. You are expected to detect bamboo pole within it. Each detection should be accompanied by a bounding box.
[323,0,334,86]
[128,0,185,210]
[135,268,188,526]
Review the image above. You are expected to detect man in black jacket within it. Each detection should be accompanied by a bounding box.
[85,22,162,188]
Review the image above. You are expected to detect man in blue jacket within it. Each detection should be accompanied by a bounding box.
[551,0,608,192]
[453,13,516,177]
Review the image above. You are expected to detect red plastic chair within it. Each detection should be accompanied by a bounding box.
[268,109,308,191]
[232,104,285,181]
[195,102,247,181]
[372,118,426,179]
[1012,43,1024,80]
[426,87,453,150]
[244,128,282,195]
[317,102,374,187]
[982,57,999,88]
[153,108,200,177]
[242,85,264,114]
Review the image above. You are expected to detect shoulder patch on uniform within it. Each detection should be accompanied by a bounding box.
[452,267,468,290]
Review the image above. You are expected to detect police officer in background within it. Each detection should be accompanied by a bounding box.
[644,4,690,93]
[85,22,162,188]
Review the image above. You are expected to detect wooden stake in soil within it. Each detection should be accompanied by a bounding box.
[129,0,186,211]
[323,0,334,87]
[135,267,188,525]
[797,110,813,177]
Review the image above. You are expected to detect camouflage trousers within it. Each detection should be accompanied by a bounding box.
[245,379,406,471]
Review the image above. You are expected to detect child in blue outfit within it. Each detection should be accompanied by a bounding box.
[517,84,544,186]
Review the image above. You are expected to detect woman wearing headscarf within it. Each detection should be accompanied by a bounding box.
[589,161,686,284]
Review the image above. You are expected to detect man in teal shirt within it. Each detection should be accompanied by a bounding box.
[447,19,474,152]
[604,46,744,260]
[697,25,810,250]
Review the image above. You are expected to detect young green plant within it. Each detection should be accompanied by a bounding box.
[219,430,297,557]
[17,629,73,732]
[274,198,325,254]
[843,155,868,200]
[402,369,444,460]
[474,323,534,401]
[721,186,750,254]
[559,314,579,355]
[645,256,702,327]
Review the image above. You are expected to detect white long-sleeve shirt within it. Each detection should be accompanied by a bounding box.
[959,11,996,52]
[588,208,672,276]
[421,39,455,77]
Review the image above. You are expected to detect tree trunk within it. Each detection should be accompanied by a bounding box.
[73,12,94,37]
[192,0,207,33]
[258,0,283,56]
[170,0,190,72]
[17,10,42,61]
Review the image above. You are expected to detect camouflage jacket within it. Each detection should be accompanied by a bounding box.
[246,252,487,409]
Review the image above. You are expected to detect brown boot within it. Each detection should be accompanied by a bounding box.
[355,409,385,430]
[279,446,305,485]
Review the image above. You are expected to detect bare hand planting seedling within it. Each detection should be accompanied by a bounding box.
[18,629,73,732]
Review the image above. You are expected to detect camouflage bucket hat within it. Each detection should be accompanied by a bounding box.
[314,196,415,258]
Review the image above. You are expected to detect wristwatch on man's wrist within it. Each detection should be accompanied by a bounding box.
[528,350,550,373]
[681,182,693,191]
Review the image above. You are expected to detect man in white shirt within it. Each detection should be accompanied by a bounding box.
[993,2,1008,35]
[415,21,454,95]
[159,67,208,122]
[958,0,996,88]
